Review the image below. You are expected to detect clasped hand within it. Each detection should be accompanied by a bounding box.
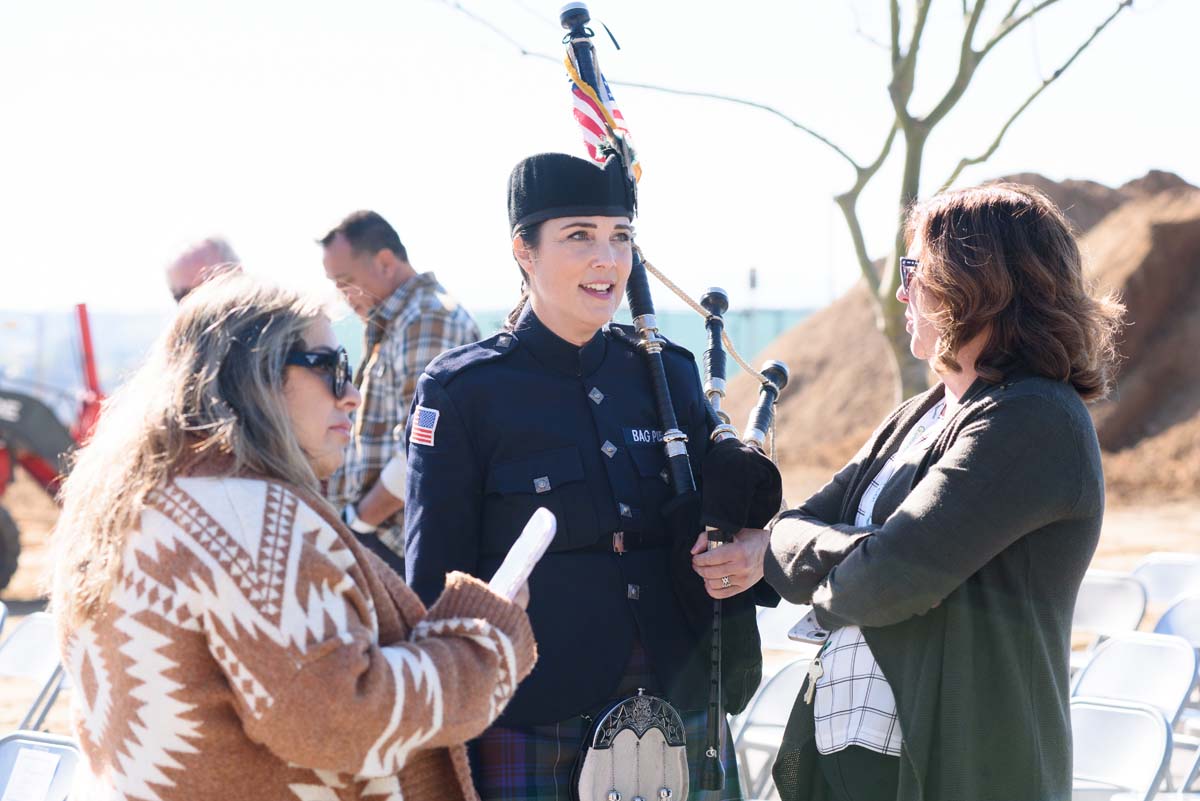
[690,528,770,599]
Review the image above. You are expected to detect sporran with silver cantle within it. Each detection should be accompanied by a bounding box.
[571,689,687,801]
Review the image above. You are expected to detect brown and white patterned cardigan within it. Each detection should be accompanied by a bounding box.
[57,475,536,801]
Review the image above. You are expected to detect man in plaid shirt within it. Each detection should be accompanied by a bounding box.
[321,210,479,573]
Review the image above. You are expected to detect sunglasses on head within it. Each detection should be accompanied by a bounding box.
[284,346,352,399]
[899,257,920,294]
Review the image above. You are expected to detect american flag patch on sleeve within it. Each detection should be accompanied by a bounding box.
[410,405,440,447]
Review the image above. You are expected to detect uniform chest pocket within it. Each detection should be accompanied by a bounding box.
[483,446,599,554]
[626,441,669,483]
[623,438,675,533]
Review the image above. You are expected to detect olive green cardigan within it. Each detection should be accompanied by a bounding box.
[764,373,1104,801]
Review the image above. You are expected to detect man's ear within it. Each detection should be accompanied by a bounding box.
[374,247,399,276]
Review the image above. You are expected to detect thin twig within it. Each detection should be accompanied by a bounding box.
[888,0,932,123]
[440,0,557,61]
[614,80,861,169]
[939,0,1134,190]
[504,0,559,31]
[850,0,890,52]
[864,123,900,181]
[889,0,902,68]
[836,123,900,291]
[437,0,863,170]
[1001,0,1025,22]
[921,0,988,127]
[981,0,1064,57]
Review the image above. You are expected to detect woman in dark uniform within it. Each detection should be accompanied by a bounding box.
[404,152,768,801]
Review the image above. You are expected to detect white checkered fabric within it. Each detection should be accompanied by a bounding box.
[813,400,946,756]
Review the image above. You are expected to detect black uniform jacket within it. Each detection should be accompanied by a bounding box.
[405,307,718,726]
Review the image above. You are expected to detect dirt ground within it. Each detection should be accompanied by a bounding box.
[1,468,1196,741]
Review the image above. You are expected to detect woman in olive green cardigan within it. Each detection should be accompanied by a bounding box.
[694,183,1124,801]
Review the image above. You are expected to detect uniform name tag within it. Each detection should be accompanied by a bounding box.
[627,428,663,444]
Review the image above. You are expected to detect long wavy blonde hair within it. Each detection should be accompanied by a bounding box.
[51,273,328,626]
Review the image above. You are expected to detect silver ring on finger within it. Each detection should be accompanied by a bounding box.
[720,576,731,589]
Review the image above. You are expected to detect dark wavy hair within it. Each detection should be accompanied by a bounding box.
[906,183,1124,401]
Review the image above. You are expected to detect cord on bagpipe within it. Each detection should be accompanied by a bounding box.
[634,248,780,464]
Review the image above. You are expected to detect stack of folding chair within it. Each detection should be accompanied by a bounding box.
[1072,631,1198,797]
[0,613,66,731]
[0,611,79,799]
[1132,552,1200,608]
[1070,570,1147,673]
[1071,697,1173,801]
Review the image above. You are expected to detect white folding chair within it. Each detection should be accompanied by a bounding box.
[1071,570,1148,673]
[1071,631,1197,793]
[0,730,79,801]
[1155,594,1200,649]
[1154,595,1200,767]
[0,614,65,730]
[1132,553,1200,606]
[1071,697,1171,801]
[734,657,810,800]
[1071,632,1197,727]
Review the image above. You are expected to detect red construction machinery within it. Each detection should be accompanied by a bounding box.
[0,305,105,589]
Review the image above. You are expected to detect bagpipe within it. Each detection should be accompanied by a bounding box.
[556,4,789,798]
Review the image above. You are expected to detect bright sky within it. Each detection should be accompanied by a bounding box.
[2,0,1196,316]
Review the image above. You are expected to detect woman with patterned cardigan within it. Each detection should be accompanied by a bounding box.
[50,272,536,801]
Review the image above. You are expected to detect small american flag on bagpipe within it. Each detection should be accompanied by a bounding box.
[564,45,642,183]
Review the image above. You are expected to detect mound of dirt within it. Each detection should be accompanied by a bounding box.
[727,170,1200,503]
[727,284,895,472]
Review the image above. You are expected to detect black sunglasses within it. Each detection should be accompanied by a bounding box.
[284,347,352,399]
[899,257,920,294]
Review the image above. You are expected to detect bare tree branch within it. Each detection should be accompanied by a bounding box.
[439,0,557,62]
[1001,0,1025,22]
[436,0,864,170]
[849,1,890,52]
[504,0,559,31]
[836,124,900,291]
[863,123,901,184]
[614,81,863,168]
[888,0,933,125]
[981,0,1065,58]
[938,0,1133,191]
[889,0,902,68]
[921,0,988,127]
[907,0,935,71]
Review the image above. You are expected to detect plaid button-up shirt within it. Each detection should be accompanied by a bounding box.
[328,271,479,555]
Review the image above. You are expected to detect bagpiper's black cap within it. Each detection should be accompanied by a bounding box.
[508,152,635,230]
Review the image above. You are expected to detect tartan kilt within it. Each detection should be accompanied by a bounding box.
[470,642,743,801]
